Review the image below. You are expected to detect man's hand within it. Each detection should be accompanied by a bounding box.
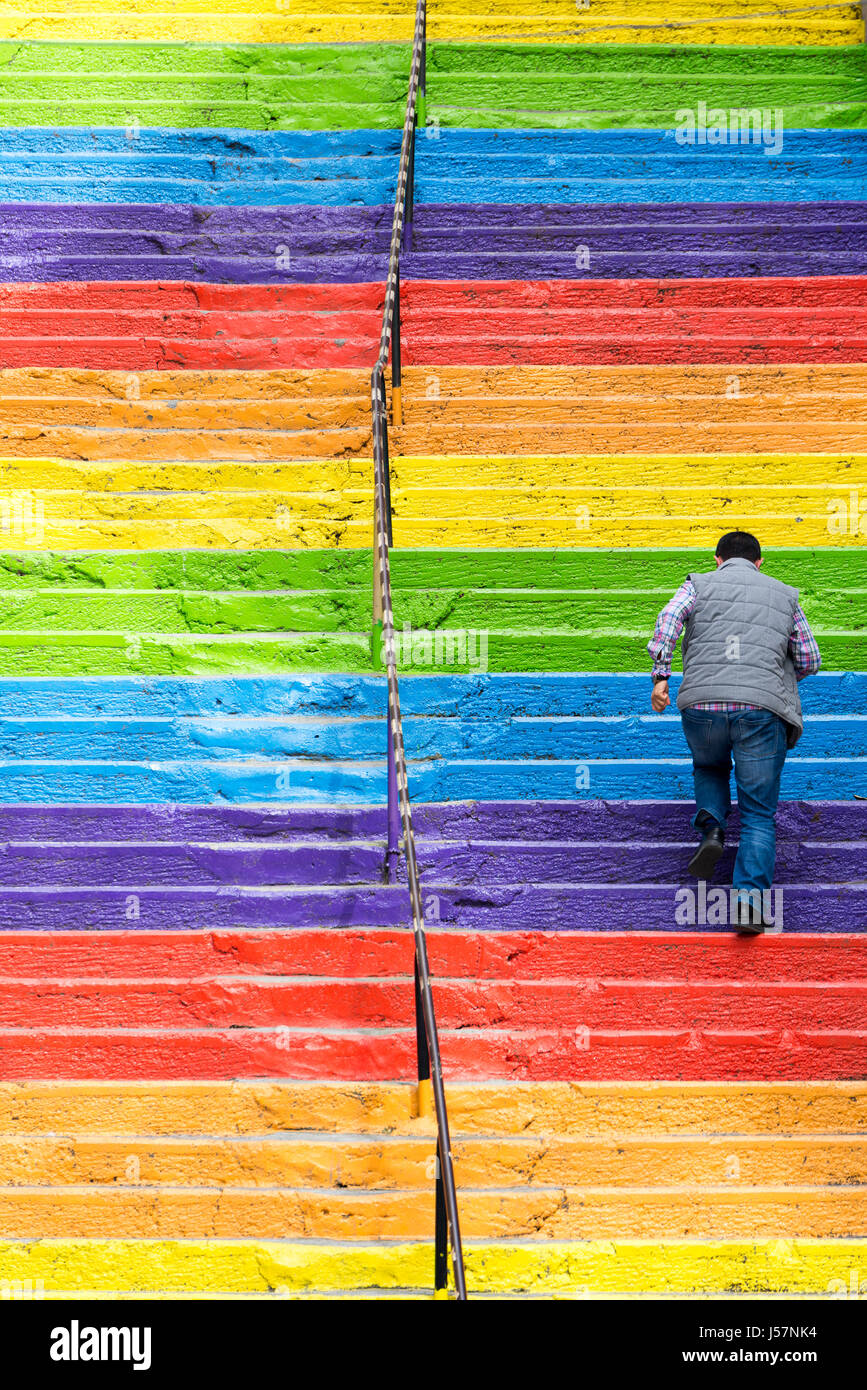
[651,679,670,713]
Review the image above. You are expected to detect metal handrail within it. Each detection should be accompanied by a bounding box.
[370,0,467,1301]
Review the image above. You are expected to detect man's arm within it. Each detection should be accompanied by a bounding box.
[647,580,697,712]
[790,602,822,681]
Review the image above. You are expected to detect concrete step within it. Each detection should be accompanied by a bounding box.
[4,1080,862,1136]
[0,673,860,719]
[0,1184,863,1240]
[0,714,862,762]
[0,1025,863,1081]
[5,1130,865,1189]
[0,1,858,46]
[0,976,862,1031]
[0,880,859,931]
[0,757,860,802]
[403,212,867,279]
[425,43,866,129]
[2,1233,863,1296]
[0,41,412,129]
[400,278,867,360]
[0,205,393,283]
[0,283,385,368]
[2,928,863,983]
[0,128,400,205]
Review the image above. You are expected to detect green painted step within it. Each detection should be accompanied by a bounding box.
[391,589,864,631]
[0,551,860,676]
[427,43,867,128]
[0,590,372,633]
[1,586,858,634]
[0,43,411,128]
[0,552,374,591]
[0,629,860,676]
[0,549,861,592]
[0,632,371,678]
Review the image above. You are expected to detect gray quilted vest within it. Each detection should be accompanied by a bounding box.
[676,558,803,746]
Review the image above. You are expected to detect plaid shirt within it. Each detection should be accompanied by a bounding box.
[648,579,821,710]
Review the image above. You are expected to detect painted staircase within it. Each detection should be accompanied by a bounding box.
[0,2,865,1299]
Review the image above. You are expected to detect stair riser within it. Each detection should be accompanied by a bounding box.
[0,841,860,886]
[1,884,861,931]
[0,980,861,1031]
[0,1031,863,1081]
[2,929,865,983]
[4,796,863,841]
[0,673,857,720]
[6,1135,865,1189]
[0,721,862,762]
[4,1079,863,1136]
[2,1235,864,1295]
[0,1188,863,1241]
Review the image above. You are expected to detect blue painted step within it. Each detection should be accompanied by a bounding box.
[0,673,860,718]
[415,129,867,204]
[0,127,401,204]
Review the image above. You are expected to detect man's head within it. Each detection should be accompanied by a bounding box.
[715,530,762,569]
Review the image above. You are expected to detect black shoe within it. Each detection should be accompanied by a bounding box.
[688,825,725,880]
[733,900,770,936]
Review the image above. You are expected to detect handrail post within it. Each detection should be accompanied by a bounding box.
[392,264,402,427]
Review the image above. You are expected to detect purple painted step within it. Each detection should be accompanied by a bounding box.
[4,201,867,281]
[0,801,861,842]
[405,202,867,277]
[1,839,863,887]
[0,205,393,232]
[399,252,867,279]
[0,203,392,282]
[0,884,861,932]
[411,203,867,229]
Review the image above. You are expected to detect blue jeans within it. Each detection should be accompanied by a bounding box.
[680,707,788,893]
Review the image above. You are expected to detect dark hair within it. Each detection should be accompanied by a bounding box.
[716,530,761,563]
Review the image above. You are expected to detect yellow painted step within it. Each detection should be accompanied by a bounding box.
[1,1238,864,1294]
[0,2,418,43]
[6,483,863,520]
[0,513,860,550]
[2,1081,865,1137]
[2,452,863,492]
[0,1186,863,1241]
[1,455,865,548]
[0,1,861,45]
[0,0,855,44]
[5,1134,865,1188]
[0,457,371,490]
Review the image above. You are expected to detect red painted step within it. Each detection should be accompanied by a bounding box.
[0,930,862,983]
[0,976,862,1031]
[401,276,867,365]
[0,1028,862,1081]
[5,277,866,368]
[0,281,384,369]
